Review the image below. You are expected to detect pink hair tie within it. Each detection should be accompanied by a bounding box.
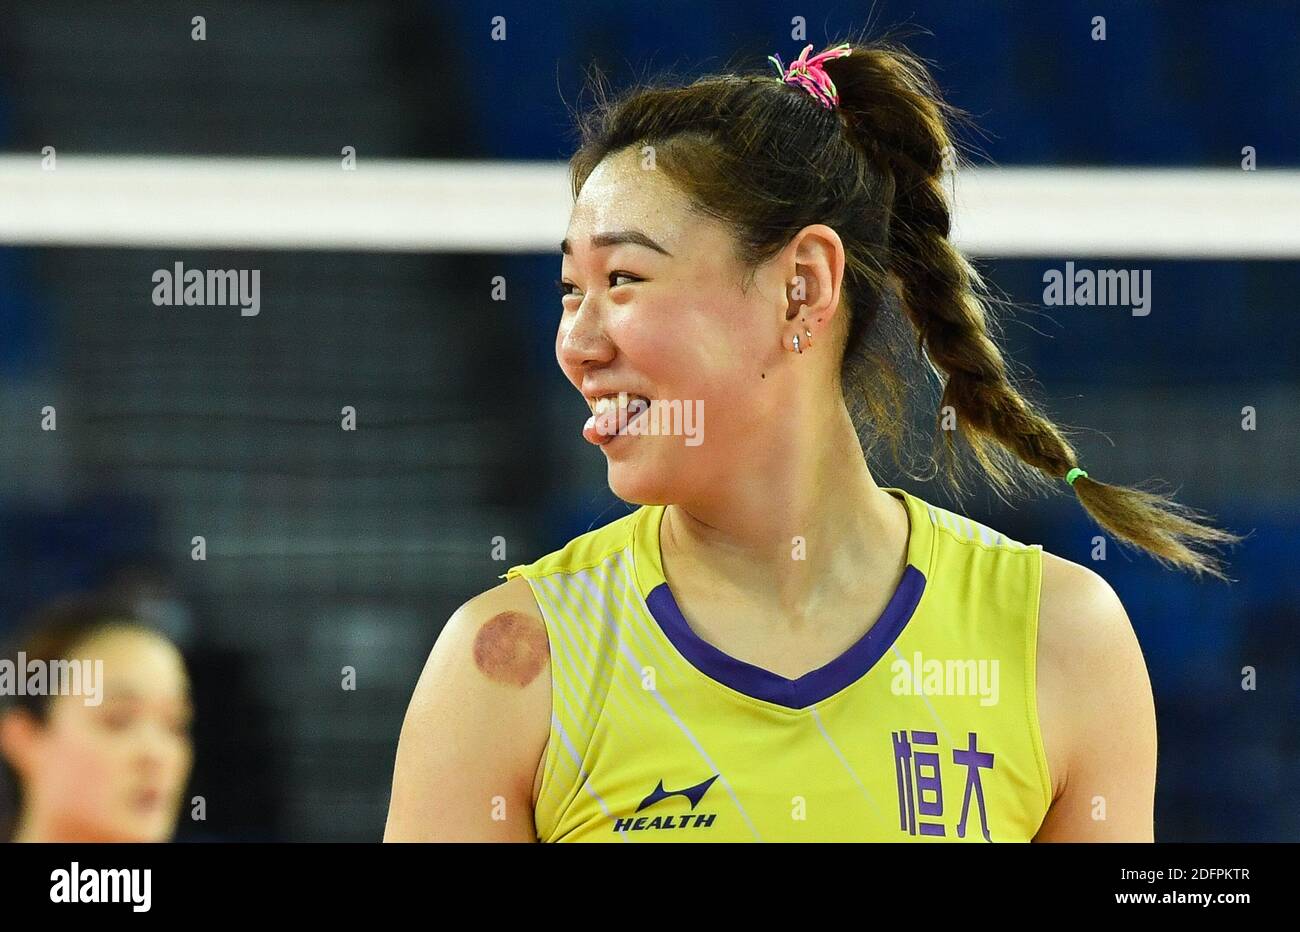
[767,43,853,109]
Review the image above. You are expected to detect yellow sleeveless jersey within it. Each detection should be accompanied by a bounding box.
[503,487,1053,842]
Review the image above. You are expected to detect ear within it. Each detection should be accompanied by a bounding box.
[782,224,846,351]
[0,709,41,779]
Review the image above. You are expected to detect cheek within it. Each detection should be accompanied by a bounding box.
[658,295,767,397]
[41,722,121,807]
[607,305,678,374]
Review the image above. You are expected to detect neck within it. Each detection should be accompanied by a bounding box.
[10,806,105,843]
[11,806,49,842]
[662,400,908,616]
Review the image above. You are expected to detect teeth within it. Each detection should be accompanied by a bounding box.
[591,392,648,415]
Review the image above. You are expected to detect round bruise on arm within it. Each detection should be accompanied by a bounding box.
[472,611,549,688]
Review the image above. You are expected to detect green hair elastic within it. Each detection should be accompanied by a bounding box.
[1065,467,1088,486]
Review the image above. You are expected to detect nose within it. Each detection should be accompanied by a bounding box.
[557,296,615,370]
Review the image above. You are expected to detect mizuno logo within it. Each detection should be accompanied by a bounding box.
[613,775,721,833]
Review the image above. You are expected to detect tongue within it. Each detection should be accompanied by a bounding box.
[583,398,649,446]
[582,413,615,446]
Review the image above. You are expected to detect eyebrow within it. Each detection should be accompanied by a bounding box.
[560,230,672,257]
[101,690,194,709]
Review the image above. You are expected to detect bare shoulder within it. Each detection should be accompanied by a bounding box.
[1034,551,1157,840]
[1038,552,1135,670]
[447,576,551,689]
[1035,552,1132,799]
[383,576,552,841]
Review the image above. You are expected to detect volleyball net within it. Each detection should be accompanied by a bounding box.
[3,155,1298,258]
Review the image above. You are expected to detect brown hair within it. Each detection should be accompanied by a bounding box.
[566,36,1239,579]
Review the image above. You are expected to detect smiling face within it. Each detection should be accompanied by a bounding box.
[6,627,193,842]
[558,146,794,505]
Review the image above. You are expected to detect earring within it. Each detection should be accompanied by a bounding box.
[804,328,813,348]
[792,333,802,354]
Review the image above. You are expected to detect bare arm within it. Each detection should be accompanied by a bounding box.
[1033,553,1157,841]
[383,576,551,841]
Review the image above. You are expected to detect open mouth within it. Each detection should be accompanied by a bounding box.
[583,391,651,445]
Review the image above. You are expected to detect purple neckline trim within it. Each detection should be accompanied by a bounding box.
[644,565,926,710]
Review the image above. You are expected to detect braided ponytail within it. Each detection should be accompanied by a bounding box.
[825,43,1240,579]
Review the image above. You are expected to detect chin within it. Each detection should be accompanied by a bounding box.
[607,464,671,505]
[604,432,715,505]
[109,815,176,843]
[605,447,683,505]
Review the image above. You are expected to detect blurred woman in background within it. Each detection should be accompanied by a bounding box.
[0,593,194,842]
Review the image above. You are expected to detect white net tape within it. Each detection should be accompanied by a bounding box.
[2,155,1297,257]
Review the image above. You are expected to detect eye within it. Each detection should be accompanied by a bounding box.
[556,273,640,297]
[101,708,134,732]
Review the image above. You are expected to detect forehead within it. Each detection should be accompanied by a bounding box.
[564,148,696,253]
[79,629,190,695]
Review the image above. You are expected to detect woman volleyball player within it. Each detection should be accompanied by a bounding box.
[385,40,1236,842]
